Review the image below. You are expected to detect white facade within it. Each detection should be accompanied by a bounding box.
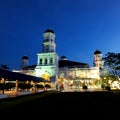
[14,29,105,90]
[35,29,59,82]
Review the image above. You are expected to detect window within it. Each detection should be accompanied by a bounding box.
[46,45,49,52]
[45,58,47,64]
[40,59,42,64]
[46,39,49,42]
[50,58,53,64]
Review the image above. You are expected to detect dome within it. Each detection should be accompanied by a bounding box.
[22,55,29,60]
[61,56,67,60]
[44,29,54,33]
[94,49,102,54]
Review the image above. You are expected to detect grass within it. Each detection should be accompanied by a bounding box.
[1,89,120,113]
[0,90,59,110]
[1,89,120,119]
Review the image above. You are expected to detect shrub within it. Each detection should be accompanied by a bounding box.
[82,85,88,89]
[105,85,111,91]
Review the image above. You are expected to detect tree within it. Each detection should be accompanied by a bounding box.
[0,82,5,94]
[35,84,44,89]
[0,64,9,70]
[102,52,120,80]
[18,82,33,91]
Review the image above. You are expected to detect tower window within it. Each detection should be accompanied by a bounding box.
[46,45,49,52]
[45,58,47,64]
[40,59,42,64]
[50,58,53,64]
[45,39,49,42]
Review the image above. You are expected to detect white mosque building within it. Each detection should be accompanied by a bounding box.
[13,29,104,90]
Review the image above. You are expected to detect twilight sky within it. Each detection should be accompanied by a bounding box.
[0,0,120,70]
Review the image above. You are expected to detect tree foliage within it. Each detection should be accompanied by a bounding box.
[102,52,120,80]
[0,64,9,70]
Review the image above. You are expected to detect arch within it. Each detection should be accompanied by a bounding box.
[41,72,50,81]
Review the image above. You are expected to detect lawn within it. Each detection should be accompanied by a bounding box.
[0,90,59,111]
[0,89,120,119]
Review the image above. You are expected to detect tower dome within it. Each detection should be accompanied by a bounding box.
[61,56,67,60]
[20,55,29,70]
[44,29,54,33]
[94,49,102,54]
[22,55,29,60]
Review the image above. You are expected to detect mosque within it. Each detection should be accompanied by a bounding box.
[13,29,105,90]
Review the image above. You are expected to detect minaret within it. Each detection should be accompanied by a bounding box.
[20,55,29,70]
[42,29,56,52]
[35,29,59,82]
[93,49,104,69]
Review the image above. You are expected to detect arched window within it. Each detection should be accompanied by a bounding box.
[46,45,49,52]
[45,58,47,64]
[45,39,49,42]
[50,58,53,64]
[40,59,42,64]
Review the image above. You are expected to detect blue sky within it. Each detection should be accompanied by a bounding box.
[0,0,120,70]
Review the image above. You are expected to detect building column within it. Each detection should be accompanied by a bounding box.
[15,80,18,95]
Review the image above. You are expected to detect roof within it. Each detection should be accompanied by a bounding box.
[59,59,89,68]
[0,68,46,82]
[22,65,36,70]
[21,59,89,70]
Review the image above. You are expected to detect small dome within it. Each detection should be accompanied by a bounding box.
[61,56,67,60]
[94,49,102,54]
[22,55,29,60]
[44,29,54,33]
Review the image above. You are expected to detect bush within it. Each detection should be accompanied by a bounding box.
[82,85,88,89]
[105,85,111,91]
[35,84,44,89]
[45,84,51,89]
